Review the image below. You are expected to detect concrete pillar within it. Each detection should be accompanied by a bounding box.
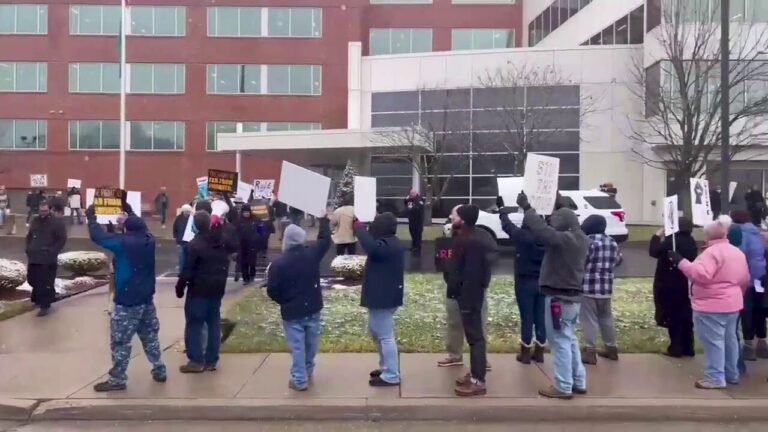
[347,42,363,129]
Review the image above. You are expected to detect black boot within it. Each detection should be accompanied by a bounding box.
[516,342,532,364]
[532,341,546,363]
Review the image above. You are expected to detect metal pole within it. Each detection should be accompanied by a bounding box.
[118,0,127,189]
[720,0,730,212]
[235,122,243,174]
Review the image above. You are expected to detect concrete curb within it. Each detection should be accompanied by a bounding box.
[0,398,38,421]
[27,398,768,422]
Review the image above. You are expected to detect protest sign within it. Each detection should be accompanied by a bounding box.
[253,179,275,199]
[523,154,560,215]
[207,169,238,194]
[196,176,208,199]
[30,174,47,188]
[278,161,331,217]
[236,181,253,203]
[663,195,679,237]
[690,177,713,227]
[182,212,195,242]
[126,191,141,217]
[497,177,524,209]
[729,181,738,202]
[93,188,126,224]
[211,200,230,218]
[353,176,377,222]
[67,179,82,189]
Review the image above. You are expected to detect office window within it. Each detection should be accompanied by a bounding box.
[70,5,120,35]
[69,120,119,150]
[130,6,185,36]
[129,64,184,94]
[369,28,432,55]
[0,62,47,92]
[207,64,321,95]
[0,120,46,149]
[267,8,322,37]
[130,121,184,150]
[452,29,514,50]
[582,5,644,46]
[207,64,261,94]
[0,4,47,34]
[266,65,321,95]
[207,7,261,37]
[69,63,120,93]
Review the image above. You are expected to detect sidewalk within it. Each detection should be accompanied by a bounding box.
[2,281,768,422]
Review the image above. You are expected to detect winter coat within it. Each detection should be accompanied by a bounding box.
[25,214,67,264]
[272,201,288,218]
[330,205,356,244]
[678,238,750,314]
[499,212,544,280]
[267,219,331,321]
[737,223,766,282]
[234,215,259,251]
[356,214,405,310]
[450,226,495,310]
[649,232,698,327]
[173,213,189,245]
[404,196,425,228]
[179,226,235,299]
[89,216,156,306]
[154,193,169,212]
[27,193,44,211]
[50,195,67,213]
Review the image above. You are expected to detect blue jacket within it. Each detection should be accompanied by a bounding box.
[89,217,156,306]
[500,213,544,280]
[738,223,766,281]
[356,226,405,310]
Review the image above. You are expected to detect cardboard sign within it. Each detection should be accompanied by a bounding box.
[353,176,377,222]
[278,161,331,217]
[67,179,82,189]
[690,178,713,227]
[663,195,679,237]
[523,154,560,215]
[253,179,275,199]
[68,194,82,210]
[196,176,208,199]
[30,174,47,188]
[182,212,195,242]
[126,191,141,217]
[497,177,524,208]
[94,188,126,224]
[207,169,238,194]
[236,181,253,203]
[729,181,738,202]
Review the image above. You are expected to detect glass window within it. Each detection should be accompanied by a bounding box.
[208,7,263,37]
[751,0,768,21]
[0,62,46,92]
[207,122,237,151]
[451,29,473,50]
[207,64,241,94]
[268,8,290,37]
[629,6,644,44]
[243,65,261,93]
[0,120,46,149]
[267,65,290,93]
[369,28,432,55]
[69,120,120,150]
[0,4,47,34]
[70,5,120,35]
[130,64,184,94]
[614,15,629,44]
[207,64,319,95]
[453,29,514,50]
[130,121,184,150]
[69,63,119,93]
[266,8,321,37]
[266,65,320,95]
[130,6,185,36]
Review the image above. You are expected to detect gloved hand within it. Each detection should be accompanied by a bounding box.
[353,217,365,231]
[516,192,531,211]
[667,250,683,266]
[175,279,186,299]
[85,205,97,224]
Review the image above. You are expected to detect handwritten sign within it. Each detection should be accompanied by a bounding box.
[30,174,47,188]
[690,178,713,227]
[523,154,560,216]
[67,179,82,189]
[207,169,238,194]
[253,179,275,199]
[663,195,679,237]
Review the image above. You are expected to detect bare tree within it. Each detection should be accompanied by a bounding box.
[630,0,768,212]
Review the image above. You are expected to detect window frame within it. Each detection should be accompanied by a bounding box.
[207,64,322,96]
[0,4,48,35]
[69,4,121,36]
[266,7,322,38]
[369,28,433,55]
[451,28,515,50]
[128,63,185,94]
[207,6,262,37]
[128,121,185,151]
[69,63,120,94]
[0,62,47,93]
[68,120,120,151]
[0,119,47,150]
[129,6,186,37]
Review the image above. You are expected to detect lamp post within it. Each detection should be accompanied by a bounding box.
[720,0,731,212]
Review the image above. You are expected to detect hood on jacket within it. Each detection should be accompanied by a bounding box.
[741,221,761,234]
[282,224,307,251]
[193,211,211,234]
[549,208,580,232]
[195,200,213,214]
[124,215,147,233]
[679,217,694,234]
[581,214,607,236]
[370,212,398,239]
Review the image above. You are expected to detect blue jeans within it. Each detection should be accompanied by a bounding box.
[176,244,186,272]
[368,308,400,384]
[693,311,740,386]
[544,296,586,394]
[282,312,322,389]
[184,297,222,366]
[516,276,546,345]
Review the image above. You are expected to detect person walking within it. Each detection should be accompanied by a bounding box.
[267,215,331,391]
[330,198,357,255]
[579,215,623,365]
[67,187,83,225]
[451,205,495,397]
[518,192,589,400]
[176,212,237,373]
[172,204,193,271]
[26,189,44,226]
[669,215,750,389]
[499,208,546,364]
[50,191,67,216]
[86,205,167,391]
[233,204,259,285]
[354,212,405,387]
[649,218,698,358]
[404,190,425,252]
[25,201,67,316]
[155,187,169,229]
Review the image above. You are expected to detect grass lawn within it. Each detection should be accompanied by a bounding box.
[221,274,667,354]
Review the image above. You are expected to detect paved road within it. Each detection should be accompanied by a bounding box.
[3,421,768,432]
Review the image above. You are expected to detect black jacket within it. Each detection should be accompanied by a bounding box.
[356,215,405,310]
[172,214,189,245]
[26,215,67,264]
[179,226,237,299]
[27,193,44,210]
[450,227,494,310]
[404,196,425,227]
[649,233,698,327]
[500,213,544,280]
[273,201,288,218]
[234,215,259,251]
[267,219,331,321]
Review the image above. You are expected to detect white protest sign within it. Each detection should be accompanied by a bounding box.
[182,212,195,242]
[67,179,82,189]
[522,154,560,215]
[278,162,331,217]
[729,181,738,202]
[497,177,524,209]
[126,191,141,217]
[236,181,253,203]
[690,178,713,227]
[211,199,230,218]
[253,179,275,199]
[68,194,82,210]
[30,174,47,188]
[86,189,142,223]
[663,195,680,237]
[353,176,377,222]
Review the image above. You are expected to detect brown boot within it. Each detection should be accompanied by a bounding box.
[598,345,619,361]
[757,339,768,359]
[582,347,598,365]
[455,373,472,386]
[454,378,487,397]
[532,341,546,363]
[179,361,205,374]
[516,342,532,365]
[538,385,573,400]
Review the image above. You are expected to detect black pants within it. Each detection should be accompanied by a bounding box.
[240,249,256,282]
[336,243,356,256]
[460,306,487,382]
[742,288,768,340]
[667,309,695,357]
[409,224,423,251]
[28,263,57,309]
[160,210,167,225]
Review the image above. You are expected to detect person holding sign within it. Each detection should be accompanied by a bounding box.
[26,200,67,316]
[404,190,425,253]
[67,187,83,225]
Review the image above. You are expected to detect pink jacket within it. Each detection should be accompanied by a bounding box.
[678,238,750,313]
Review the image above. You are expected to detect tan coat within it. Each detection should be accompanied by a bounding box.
[330,205,356,244]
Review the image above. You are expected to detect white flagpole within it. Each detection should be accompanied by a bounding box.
[118,0,127,189]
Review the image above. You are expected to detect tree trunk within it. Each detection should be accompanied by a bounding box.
[670,175,692,219]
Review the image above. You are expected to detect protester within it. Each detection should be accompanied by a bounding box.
[176,211,237,373]
[518,191,589,400]
[579,215,623,365]
[173,204,193,271]
[669,215,750,389]
[253,206,275,270]
[649,218,698,358]
[450,205,495,397]
[404,190,425,252]
[267,216,331,391]
[50,191,67,216]
[745,186,766,227]
[0,185,9,229]
[354,212,405,387]
[499,207,546,364]
[86,205,167,391]
[330,198,357,255]
[234,204,258,284]
[67,187,83,225]
[730,209,768,361]
[155,187,169,228]
[25,201,67,316]
[26,189,44,226]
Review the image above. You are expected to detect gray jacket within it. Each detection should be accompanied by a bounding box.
[523,207,589,298]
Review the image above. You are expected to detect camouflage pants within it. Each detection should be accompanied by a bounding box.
[109,303,167,385]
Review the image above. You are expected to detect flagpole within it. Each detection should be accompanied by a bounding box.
[118,0,127,189]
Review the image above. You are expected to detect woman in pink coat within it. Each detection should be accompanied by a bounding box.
[669,215,750,389]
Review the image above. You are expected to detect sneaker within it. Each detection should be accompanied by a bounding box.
[694,379,726,390]
[582,347,598,365]
[152,373,167,383]
[179,362,205,374]
[455,373,472,386]
[598,346,619,361]
[538,385,574,400]
[454,379,487,397]
[369,376,399,387]
[289,380,308,392]
[757,340,768,359]
[437,357,463,367]
[369,369,382,378]
[93,380,127,392]
[204,364,218,372]
[573,387,588,395]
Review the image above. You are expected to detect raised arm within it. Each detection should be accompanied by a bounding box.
[356,226,388,259]
[312,217,332,261]
[522,209,564,247]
